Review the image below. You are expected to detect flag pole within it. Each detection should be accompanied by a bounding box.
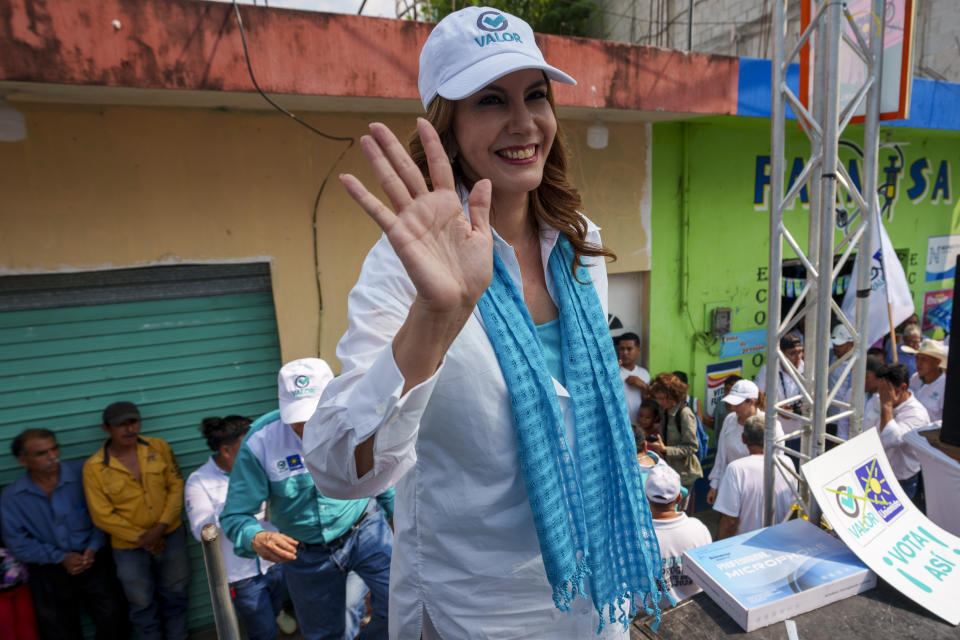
[887,301,899,363]
[877,206,899,363]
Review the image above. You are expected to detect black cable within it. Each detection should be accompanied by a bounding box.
[231,0,356,331]
[232,0,354,145]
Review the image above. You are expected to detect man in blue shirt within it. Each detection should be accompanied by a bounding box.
[222,359,394,640]
[1,428,128,640]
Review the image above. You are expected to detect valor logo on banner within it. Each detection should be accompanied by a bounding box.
[802,429,960,625]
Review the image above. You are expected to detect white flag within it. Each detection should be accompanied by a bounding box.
[841,210,915,347]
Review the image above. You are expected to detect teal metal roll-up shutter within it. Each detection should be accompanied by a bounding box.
[0,263,283,634]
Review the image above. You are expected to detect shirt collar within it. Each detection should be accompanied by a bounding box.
[101,436,150,466]
[12,461,77,495]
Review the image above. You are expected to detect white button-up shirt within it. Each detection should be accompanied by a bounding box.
[184,456,276,584]
[910,371,945,422]
[303,217,630,640]
[862,393,931,480]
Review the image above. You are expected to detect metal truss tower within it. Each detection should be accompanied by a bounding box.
[763,0,885,525]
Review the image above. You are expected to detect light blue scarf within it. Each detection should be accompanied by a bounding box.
[477,233,665,631]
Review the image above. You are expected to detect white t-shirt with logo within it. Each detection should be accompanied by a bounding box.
[652,514,712,604]
[714,454,795,536]
[910,372,945,423]
[620,364,651,423]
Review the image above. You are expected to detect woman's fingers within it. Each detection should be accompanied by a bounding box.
[467,178,492,235]
[418,118,456,192]
[369,122,430,198]
[360,134,415,212]
[340,173,396,233]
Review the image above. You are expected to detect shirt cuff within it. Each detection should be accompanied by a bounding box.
[348,342,444,453]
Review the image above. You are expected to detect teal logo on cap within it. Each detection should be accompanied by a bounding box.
[295,375,310,388]
[477,11,507,32]
[473,10,521,46]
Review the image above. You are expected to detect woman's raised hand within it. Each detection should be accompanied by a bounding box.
[340,118,493,315]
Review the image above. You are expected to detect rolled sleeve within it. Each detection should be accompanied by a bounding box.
[304,342,443,499]
[879,418,907,448]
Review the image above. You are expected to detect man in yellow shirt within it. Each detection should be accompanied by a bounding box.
[83,401,190,640]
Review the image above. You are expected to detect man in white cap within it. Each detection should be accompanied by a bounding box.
[714,415,795,539]
[903,338,947,422]
[222,359,394,640]
[827,324,855,441]
[755,333,805,441]
[707,380,789,505]
[644,465,712,605]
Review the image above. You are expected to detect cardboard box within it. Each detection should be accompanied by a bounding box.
[682,519,876,631]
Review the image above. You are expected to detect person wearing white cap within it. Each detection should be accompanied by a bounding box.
[825,324,856,441]
[754,332,805,441]
[706,380,788,505]
[222,359,395,640]
[644,465,712,606]
[903,338,947,422]
[714,416,796,539]
[302,6,665,639]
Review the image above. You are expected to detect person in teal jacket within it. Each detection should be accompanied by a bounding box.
[222,359,394,640]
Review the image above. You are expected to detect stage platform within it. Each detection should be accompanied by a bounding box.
[631,580,956,639]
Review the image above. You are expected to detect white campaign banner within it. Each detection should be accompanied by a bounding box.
[802,429,960,626]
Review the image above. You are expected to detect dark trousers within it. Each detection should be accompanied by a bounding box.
[27,546,130,640]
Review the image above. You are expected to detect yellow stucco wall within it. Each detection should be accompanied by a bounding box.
[0,102,650,369]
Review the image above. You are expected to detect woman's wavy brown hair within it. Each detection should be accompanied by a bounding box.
[648,373,688,405]
[407,81,616,275]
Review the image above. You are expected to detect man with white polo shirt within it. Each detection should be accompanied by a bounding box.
[644,465,712,605]
[714,415,795,539]
[221,359,395,640]
[902,339,947,422]
[862,363,931,501]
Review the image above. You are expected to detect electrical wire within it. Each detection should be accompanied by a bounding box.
[231,0,356,333]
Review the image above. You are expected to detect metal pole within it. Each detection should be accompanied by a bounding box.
[807,1,844,525]
[763,0,788,528]
[687,0,694,51]
[849,0,885,438]
[803,0,828,484]
[201,524,242,640]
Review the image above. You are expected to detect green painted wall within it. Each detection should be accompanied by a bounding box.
[649,117,958,405]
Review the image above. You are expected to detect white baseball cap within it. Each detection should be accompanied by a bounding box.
[278,358,334,425]
[645,464,682,504]
[723,379,760,406]
[418,6,576,110]
[831,324,854,346]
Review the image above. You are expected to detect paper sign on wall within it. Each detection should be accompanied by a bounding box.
[802,429,960,625]
[923,290,953,333]
[705,360,743,416]
[926,235,960,282]
[718,328,767,359]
